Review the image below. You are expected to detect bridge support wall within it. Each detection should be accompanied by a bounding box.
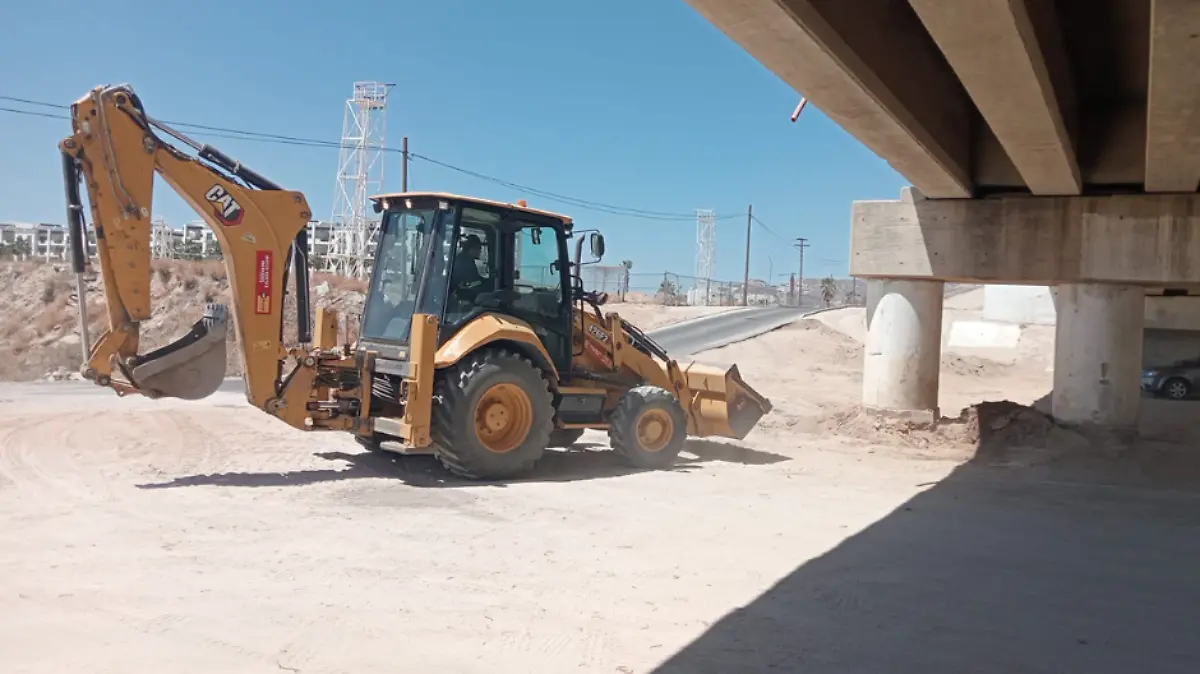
[853,188,1178,430]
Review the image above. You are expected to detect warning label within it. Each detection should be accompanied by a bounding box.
[255,250,272,314]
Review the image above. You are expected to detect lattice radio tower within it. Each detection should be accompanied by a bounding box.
[330,81,393,279]
[695,209,717,306]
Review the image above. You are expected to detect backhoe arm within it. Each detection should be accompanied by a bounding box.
[58,84,319,416]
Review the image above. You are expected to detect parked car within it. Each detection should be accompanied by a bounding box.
[1142,359,1200,400]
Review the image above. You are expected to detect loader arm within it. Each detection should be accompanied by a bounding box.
[58,84,321,417]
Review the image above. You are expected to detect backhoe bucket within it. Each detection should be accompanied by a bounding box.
[681,361,773,441]
[129,304,229,400]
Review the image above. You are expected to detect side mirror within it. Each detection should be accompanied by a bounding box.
[372,200,384,214]
[589,232,606,259]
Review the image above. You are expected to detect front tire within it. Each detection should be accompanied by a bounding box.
[608,386,688,470]
[431,349,554,479]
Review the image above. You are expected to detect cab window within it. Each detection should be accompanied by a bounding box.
[511,221,563,320]
[444,208,499,329]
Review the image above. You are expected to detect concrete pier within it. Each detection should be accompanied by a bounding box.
[1051,283,1144,428]
[863,279,945,416]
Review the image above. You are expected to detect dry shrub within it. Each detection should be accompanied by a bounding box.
[41,279,60,304]
[314,272,367,294]
[31,296,71,335]
[196,260,226,281]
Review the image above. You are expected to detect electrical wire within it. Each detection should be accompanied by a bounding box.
[0,106,67,120]
[0,93,740,222]
[750,214,793,245]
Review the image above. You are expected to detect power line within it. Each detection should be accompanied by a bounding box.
[0,95,63,110]
[0,106,67,120]
[749,214,792,244]
[0,93,739,222]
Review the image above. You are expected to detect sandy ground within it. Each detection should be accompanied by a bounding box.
[2,311,1199,672]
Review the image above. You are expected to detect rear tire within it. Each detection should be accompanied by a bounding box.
[1164,377,1191,400]
[431,349,554,479]
[608,386,687,470]
[548,428,586,448]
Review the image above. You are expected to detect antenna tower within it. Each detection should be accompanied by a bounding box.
[330,81,393,278]
[695,209,717,306]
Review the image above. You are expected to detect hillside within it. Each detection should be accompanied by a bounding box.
[0,260,732,381]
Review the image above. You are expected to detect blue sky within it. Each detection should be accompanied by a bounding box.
[0,0,906,282]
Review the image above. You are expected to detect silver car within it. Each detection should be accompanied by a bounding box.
[1142,359,1200,400]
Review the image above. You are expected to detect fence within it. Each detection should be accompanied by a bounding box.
[605,271,762,306]
[583,268,869,308]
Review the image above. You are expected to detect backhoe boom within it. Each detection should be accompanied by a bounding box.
[59,84,334,424]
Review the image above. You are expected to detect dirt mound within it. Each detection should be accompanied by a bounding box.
[946,400,1062,449]
[792,319,863,366]
[819,400,1089,458]
[942,353,1011,377]
[0,260,366,381]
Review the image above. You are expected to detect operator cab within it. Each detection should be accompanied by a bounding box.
[359,192,602,374]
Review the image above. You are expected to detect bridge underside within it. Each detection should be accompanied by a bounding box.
[687,0,1200,429]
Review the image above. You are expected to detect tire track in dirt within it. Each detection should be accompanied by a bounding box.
[0,411,122,504]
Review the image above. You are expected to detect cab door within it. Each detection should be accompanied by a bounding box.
[508,219,573,373]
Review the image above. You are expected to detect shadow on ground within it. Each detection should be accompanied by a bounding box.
[136,438,788,490]
[651,409,1200,673]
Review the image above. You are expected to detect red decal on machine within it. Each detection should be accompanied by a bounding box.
[255,251,272,314]
[584,340,612,369]
[205,184,244,226]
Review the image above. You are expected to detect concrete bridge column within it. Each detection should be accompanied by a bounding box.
[1052,283,1144,429]
[863,279,944,417]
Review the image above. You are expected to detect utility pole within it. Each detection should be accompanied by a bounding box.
[743,204,753,306]
[794,237,809,307]
[401,136,409,192]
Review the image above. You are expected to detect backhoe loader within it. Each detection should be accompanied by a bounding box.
[57,83,773,479]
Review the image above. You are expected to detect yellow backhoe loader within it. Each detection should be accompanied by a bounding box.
[57,83,772,479]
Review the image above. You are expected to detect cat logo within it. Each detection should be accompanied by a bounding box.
[204,184,244,226]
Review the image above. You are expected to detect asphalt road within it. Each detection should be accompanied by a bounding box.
[650,304,810,357]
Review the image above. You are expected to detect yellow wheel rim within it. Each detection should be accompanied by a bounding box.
[636,408,675,452]
[473,383,534,454]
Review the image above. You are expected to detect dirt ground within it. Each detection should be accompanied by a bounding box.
[2,303,1199,671]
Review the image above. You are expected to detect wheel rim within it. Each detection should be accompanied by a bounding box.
[473,383,534,453]
[636,408,675,452]
[1169,381,1188,399]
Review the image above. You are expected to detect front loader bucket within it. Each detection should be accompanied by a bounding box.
[681,361,773,441]
[129,304,229,400]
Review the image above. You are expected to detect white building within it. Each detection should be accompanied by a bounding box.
[0,221,96,262]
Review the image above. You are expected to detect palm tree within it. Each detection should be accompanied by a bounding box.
[658,277,679,305]
[820,276,837,308]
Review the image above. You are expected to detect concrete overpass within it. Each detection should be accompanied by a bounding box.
[686,0,1200,430]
